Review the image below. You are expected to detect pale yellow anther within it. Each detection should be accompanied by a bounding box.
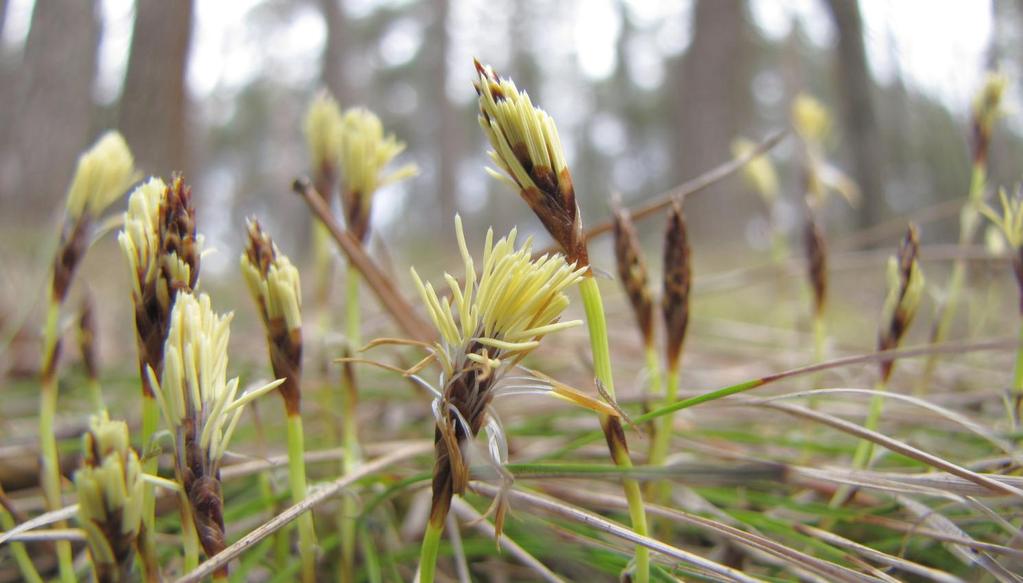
[304,91,344,174]
[339,107,419,204]
[65,131,139,221]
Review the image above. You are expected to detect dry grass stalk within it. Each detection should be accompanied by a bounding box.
[612,203,654,348]
[74,415,145,583]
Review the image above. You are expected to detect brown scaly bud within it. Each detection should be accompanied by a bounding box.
[804,210,828,318]
[158,176,201,305]
[878,224,924,382]
[241,219,304,415]
[662,200,692,373]
[970,73,1007,168]
[475,59,589,268]
[51,216,91,303]
[613,203,654,347]
[74,415,144,583]
[79,293,99,381]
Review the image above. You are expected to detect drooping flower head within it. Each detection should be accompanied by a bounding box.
[338,107,418,242]
[74,415,144,583]
[475,60,588,267]
[241,219,303,413]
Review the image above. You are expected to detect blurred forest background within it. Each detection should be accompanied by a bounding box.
[1,0,1023,311]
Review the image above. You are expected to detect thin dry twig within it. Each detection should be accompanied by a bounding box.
[470,482,765,583]
[176,442,432,583]
[450,498,565,583]
[292,178,434,342]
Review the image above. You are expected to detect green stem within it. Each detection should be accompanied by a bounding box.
[648,367,679,469]
[417,519,444,583]
[180,489,200,573]
[830,379,888,507]
[1013,318,1023,392]
[340,263,362,581]
[917,162,985,394]
[287,414,317,583]
[0,483,43,583]
[579,276,650,583]
[644,344,662,398]
[139,392,160,582]
[38,298,76,583]
[86,377,106,414]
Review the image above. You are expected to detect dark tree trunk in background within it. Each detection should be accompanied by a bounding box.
[824,0,885,231]
[430,0,458,232]
[119,0,194,178]
[673,0,754,239]
[321,0,350,103]
[2,0,100,218]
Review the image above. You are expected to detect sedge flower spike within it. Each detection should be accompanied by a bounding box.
[149,292,281,565]
[65,131,138,222]
[241,219,303,412]
[475,60,589,266]
[971,72,1007,167]
[732,137,779,206]
[304,91,344,200]
[410,215,585,534]
[878,224,924,382]
[74,415,144,583]
[338,107,418,242]
[613,203,654,347]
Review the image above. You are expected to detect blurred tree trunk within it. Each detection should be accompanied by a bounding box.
[430,0,458,232]
[2,0,100,218]
[673,0,754,239]
[0,0,8,41]
[321,0,350,103]
[824,0,885,230]
[119,0,194,178]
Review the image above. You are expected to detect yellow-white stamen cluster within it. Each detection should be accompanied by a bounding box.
[732,137,779,206]
[150,292,280,467]
[65,131,138,221]
[339,108,418,201]
[118,178,166,299]
[241,224,303,333]
[74,415,144,571]
[304,91,344,174]
[475,63,569,193]
[411,216,585,375]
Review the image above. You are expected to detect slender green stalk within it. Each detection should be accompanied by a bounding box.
[85,378,106,414]
[649,367,680,470]
[644,344,663,399]
[579,276,650,583]
[417,518,444,583]
[340,262,363,581]
[0,483,43,583]
[180,489,200,573]
[287,415,317,583]
[1014,319,1023,391]
[917,164,985,394]
[828,379,888,507]
[38,299,76,583]
[138,391,160,582]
